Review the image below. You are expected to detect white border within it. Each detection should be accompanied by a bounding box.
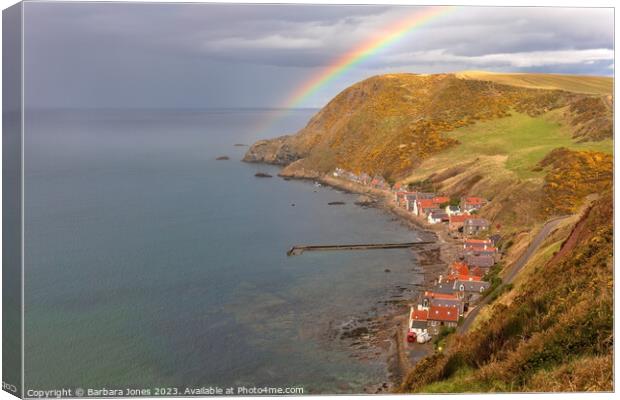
[0,2,617,400]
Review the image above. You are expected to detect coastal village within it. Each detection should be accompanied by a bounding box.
[332,168,497,346]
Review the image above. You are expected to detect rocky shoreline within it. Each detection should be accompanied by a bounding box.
[245,159,458,392]
[309,173,459,392]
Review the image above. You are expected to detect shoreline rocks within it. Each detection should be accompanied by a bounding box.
[242,135,303,165]
[355,195,377,207]
[241,158,451,393]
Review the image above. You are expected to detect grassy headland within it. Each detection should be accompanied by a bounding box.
[243,71,614,392]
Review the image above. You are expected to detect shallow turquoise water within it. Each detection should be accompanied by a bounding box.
[23,109,422,393]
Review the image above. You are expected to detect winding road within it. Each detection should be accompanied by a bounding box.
[458,216,569,333]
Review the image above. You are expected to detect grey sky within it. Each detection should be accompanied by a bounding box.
[23,2,613,109]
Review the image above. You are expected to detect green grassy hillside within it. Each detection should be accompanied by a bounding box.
[401,191,613,393]
[405,111,612,181]
[244,71,614,393]
[245,72,612,182]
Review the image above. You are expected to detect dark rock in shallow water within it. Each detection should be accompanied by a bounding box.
[328,201,346,205]
[355,195,377,207]
[242,136,302,165]
[254,172,273,178]
[216,156,230,160]
[340,326,369,339]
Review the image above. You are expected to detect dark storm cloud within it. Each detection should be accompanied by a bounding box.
[23,2,613,108]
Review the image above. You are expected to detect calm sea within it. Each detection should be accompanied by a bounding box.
[23,109,422,393]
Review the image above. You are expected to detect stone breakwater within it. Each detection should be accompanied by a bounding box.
[242,149,460,392]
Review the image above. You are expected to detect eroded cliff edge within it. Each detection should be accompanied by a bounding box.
[243,72,612,182]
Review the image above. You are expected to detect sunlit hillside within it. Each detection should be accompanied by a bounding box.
[245,72,612,183]
[244,71,614,392]
[455,71,613,96]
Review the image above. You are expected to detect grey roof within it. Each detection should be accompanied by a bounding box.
[430,211,449,219]
[466,255,495,268]
[465,250,497,258]
[490,234,502,246]
[464,218,490,227]
[433,282,456,294]
[447,205,460,211]
[455,280,491,292]
[410,320,428,329]
[430,298,462,308]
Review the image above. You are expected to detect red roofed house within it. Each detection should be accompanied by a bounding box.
[445,273,482,284]
[451,261,469,276]
[461,196,487,213]
[409,306,429,336]
[427,305,459,334]
[433,196,450,205]
[413,196,448,216]
[463,238,493,249]
[449,214,473,232]
[394,191,414,205]
[414,199,436,216]
[423,291,465,316]
[423,290,459,302]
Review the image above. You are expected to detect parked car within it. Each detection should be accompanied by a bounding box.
[416,332,431,344]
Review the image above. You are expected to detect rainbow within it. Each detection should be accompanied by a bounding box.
[258,6,454,132]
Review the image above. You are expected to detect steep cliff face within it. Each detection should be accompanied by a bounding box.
[241,135,303,165]
[244,72,612,181]
[243,72,614,392]
[400,191,613,393]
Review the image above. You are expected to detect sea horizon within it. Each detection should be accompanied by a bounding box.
[23,107,426,393]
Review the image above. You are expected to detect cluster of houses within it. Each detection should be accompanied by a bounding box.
[332,168,390,190]
[388,184,500,342]
[331,168,492,236]
[328,167,500,342]
[393,188,491,235]
[408,236,501,341]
